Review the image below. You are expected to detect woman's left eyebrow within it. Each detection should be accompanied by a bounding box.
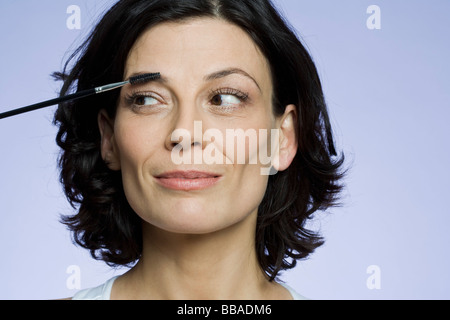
[204,68,261,92]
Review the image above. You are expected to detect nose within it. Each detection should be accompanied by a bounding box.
[167,128,203,151]
[164,103,206,155]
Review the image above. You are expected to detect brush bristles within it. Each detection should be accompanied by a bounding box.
[129,73,161,85]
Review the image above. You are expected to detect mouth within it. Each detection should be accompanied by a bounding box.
[155,170,222,191]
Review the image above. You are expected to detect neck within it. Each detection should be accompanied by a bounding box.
[116,210,274,299]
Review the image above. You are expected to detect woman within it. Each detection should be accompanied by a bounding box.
[54,0,344,300]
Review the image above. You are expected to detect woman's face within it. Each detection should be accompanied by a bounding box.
[99,18,296,234]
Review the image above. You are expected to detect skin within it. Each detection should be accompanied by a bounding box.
[98,17,298,300]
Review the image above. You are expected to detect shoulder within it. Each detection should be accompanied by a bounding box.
[72,276,118,300]
[279,283,309,300]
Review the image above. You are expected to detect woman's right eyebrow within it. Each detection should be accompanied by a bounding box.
[127,71,168,84]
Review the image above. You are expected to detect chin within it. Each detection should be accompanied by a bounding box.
[138,200,211,233]
[142,201,251,236]
[148,215,232,235]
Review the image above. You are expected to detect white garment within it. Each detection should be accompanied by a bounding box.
[72,276,307,300]
[72,276,118,300]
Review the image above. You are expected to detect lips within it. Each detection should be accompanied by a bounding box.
[155,170,222,191]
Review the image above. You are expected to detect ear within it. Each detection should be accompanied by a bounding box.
[98,109,121,171]
[272,104,298,172]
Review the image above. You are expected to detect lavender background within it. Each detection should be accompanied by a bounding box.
[0,0,449,300]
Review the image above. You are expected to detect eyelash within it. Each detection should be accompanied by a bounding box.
[124,91,158,107]
[124,87,250,110]
[208,87,250,104]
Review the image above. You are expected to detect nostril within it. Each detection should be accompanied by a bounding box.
[170,140,201,150]
[165,124,206,152]
[169,142,179,150]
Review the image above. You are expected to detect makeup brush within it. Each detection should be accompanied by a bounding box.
[0,73,161,120]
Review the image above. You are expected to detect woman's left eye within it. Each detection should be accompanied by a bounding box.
[211,94,241,107]
[209,88,249,109]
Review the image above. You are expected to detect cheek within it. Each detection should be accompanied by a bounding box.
[212,114,276,168]
[113,117,169,225]
[116,125,147,170]
[213,120,273,214]
[113,117,162,196]
[114,117,162,167]
[231,162,269,209]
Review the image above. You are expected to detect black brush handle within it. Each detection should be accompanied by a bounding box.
[0,88,96,120]
[0,73,160,120]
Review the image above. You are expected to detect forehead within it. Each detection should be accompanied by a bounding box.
[124,18,272,91]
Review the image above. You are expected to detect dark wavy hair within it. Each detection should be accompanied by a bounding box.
[53,0,345,281]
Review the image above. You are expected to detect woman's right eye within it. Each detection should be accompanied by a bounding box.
[133,95,159,106]
[124,92,166,112]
